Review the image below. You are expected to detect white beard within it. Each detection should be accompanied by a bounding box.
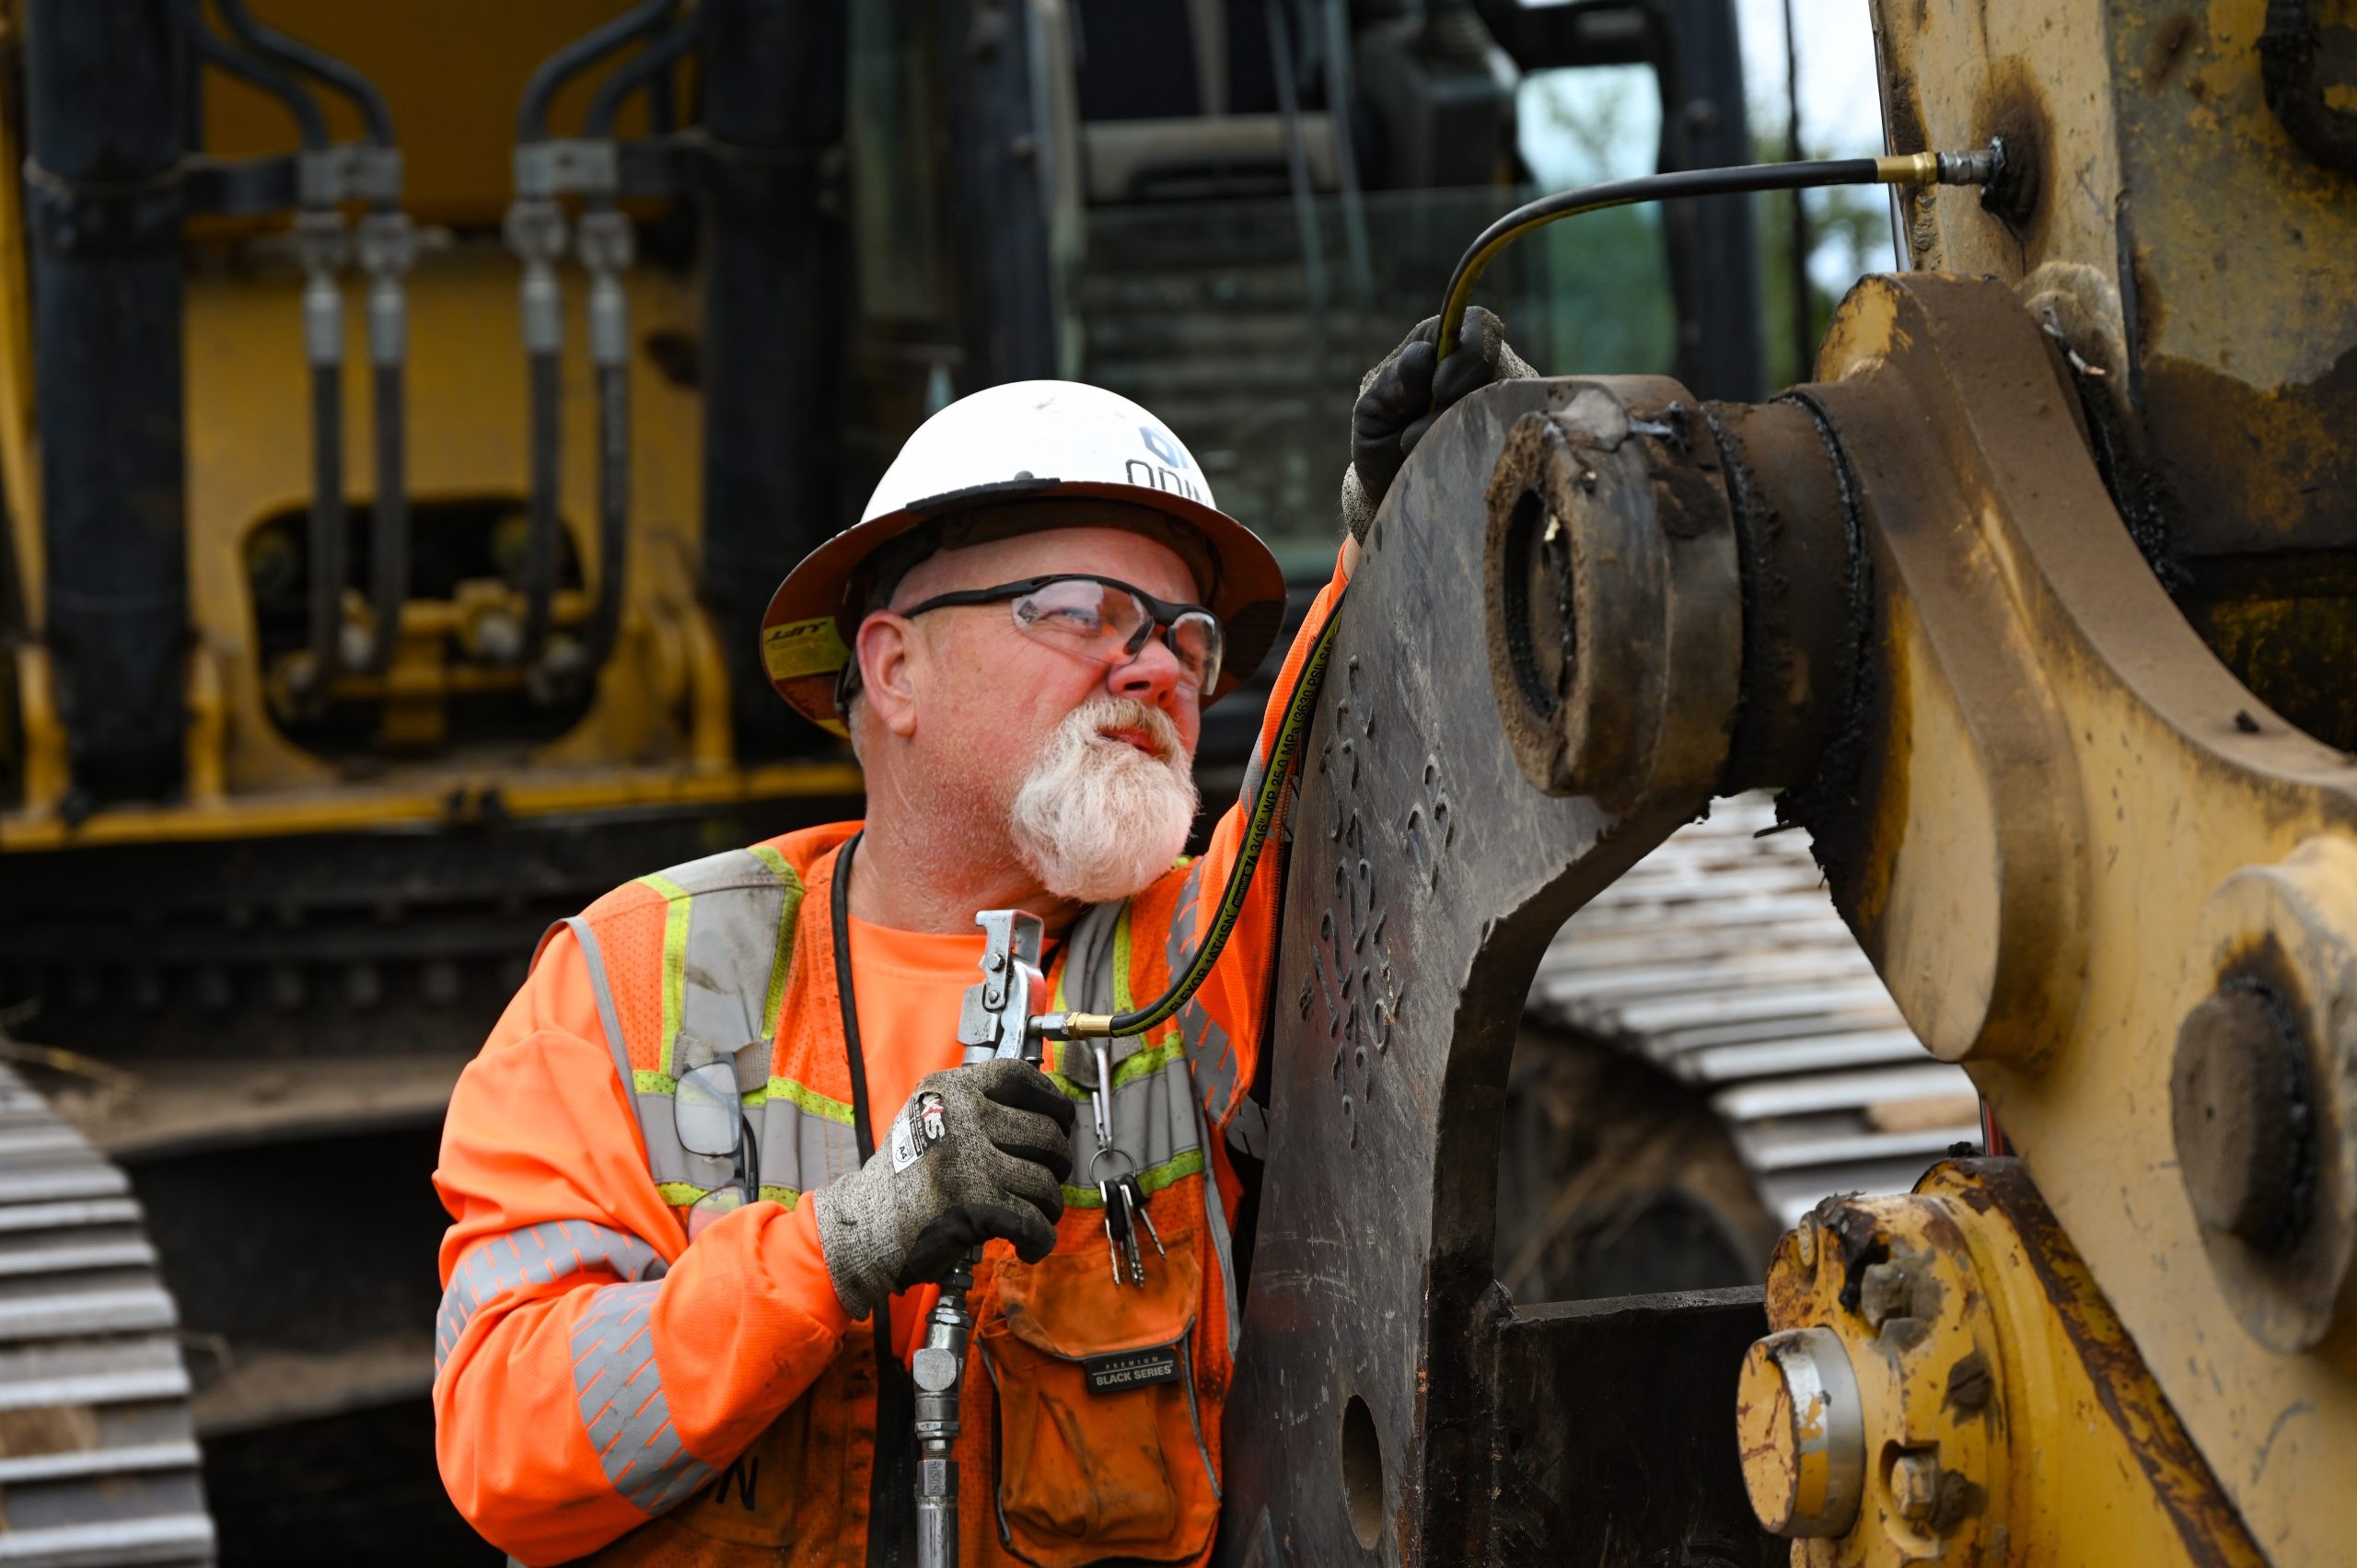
[1009,698,1200,903]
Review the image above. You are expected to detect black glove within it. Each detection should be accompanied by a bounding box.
[1342,305,1536,541]
[812,1056,1076,1318]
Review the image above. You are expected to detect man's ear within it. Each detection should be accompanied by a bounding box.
[854,612,923,738]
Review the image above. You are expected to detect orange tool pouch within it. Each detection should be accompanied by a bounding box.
[978,1225,1221,1566]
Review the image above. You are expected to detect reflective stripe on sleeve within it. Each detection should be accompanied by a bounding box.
[571,1280,714,1516]
[435,1219,667,1373]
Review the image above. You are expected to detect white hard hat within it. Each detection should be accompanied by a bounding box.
[761,380,1286,733]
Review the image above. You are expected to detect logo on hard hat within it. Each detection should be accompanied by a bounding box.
[1139,425,1189,470]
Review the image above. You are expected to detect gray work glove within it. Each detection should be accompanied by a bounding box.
[1341,305,1538,543]
[812,1056,1075,1320]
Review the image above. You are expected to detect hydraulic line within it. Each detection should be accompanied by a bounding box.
[1434,149,2003,364]
[517,0,680,143]
[1044,605,1344,1044]
[1047,145,2005,1048]
[215,0,415,678]
[173,0,353,705]
[575,14,707,674]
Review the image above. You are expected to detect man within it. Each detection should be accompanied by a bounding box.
[433,311,1525,1565]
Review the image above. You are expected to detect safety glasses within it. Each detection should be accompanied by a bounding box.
[676,1060,756,1221]
[900,575,1225,693]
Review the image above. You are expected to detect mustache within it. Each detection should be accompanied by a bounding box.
[1078,697,1186,764]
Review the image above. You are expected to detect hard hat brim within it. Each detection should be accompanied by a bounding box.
[759,480,1290,736]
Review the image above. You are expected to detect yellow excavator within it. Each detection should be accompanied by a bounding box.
[3,0,2349,1562]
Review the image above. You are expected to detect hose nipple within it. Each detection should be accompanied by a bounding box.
[1936,138,2006,186]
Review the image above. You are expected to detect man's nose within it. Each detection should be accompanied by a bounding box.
[1107,633,1187,710]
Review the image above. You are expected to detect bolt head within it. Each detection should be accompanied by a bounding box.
[1890,1450,1940,1524]
[2170,982,2313,1252]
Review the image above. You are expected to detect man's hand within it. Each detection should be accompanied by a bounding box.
[812,1056,1077,1319]
[1341,305,1537,543]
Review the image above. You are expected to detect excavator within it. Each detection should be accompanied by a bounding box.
[0,0,1793,1559]
[6,0,2346,1562]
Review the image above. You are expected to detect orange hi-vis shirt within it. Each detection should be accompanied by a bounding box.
[433,552,1347,1567]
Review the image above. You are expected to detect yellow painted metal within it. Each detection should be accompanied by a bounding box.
[1747,1160,2268,1566]
[1792,272,2357,1564]
[0,4,44,632]
[0,761,863,853]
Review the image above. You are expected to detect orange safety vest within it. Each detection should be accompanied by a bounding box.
[520,824,1247,1566]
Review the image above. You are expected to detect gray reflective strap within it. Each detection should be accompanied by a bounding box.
[1162,861,1240,1119]
[553,917,639,1151]
[671,851,792,1073]
[754,1088,861,1199]
[571,1280,714,1516]
[435,1219,667,1373]
[1065,902,1194,1189]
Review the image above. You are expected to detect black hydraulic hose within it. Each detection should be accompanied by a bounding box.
[215,0,392,150]
[176,0,354,701]
[369,352,408,674]
[585,355,628,670]
[1047,606,1344,1043]
[520,347,564,660]
[517,0,679,142]
[214,0,412,679]
[584,12,706,138]
[169,0,327,149]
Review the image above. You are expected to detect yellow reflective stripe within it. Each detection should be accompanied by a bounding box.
[1110,902,1136,1013]
[748,844,803,1033]
[632,1069,854,1127]
[656,1181,804,1209]
[635,871,692,1079]
[1041,1034,1186,1101]
[1062,1146,1203,1209]
[749,1075,855,1125]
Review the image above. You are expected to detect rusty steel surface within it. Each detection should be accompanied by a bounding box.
[1218,373,1755,1563]
[1529,796,1979,1230]
[1774,272,2357,1563]
[1748,1160,2266,1566]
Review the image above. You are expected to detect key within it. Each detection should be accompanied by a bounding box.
[1121,1175,1167,1260]
[1117,1179,1145,1285]
[1088,1040,1116,1151]
[1101,1179,1131,1286]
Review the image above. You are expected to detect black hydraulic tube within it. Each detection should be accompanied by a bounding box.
[174,0,354,704]
[516,0,679,143]
[215,0,415,679]
[575,15,708,675]
[24,0,191,801]
[215,0,393,146]
[170,0,327,149]
[2258,0,2357,178]
[584,15,704,137]
[511,0,681,670]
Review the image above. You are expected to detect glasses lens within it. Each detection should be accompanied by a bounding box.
[675,1062,742,1159]
[1168,611,1223,691]
[1011,579,1141,654]
[686,1185,745,1240]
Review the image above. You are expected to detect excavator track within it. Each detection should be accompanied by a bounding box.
[1532,795,1980,1229]
[0,1063,213,1566]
